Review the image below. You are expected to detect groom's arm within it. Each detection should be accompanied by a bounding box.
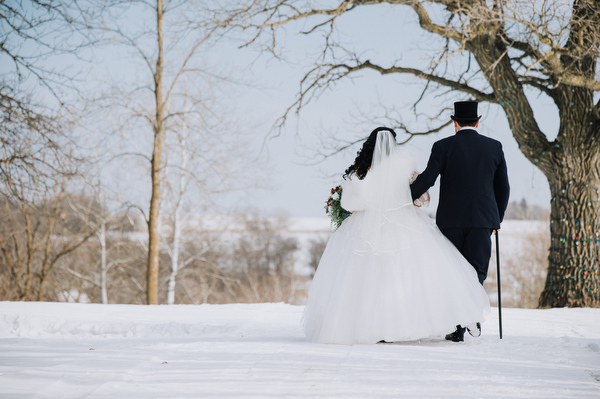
[494,146,510,223]
[410,142,444,201]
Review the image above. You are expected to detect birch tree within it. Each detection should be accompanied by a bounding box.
[97,0,222,304]
[65,179,126,304]
[161,96,256,304]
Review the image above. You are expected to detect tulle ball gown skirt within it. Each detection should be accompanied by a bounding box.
[302,208,490,345]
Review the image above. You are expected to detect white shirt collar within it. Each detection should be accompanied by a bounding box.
[457,126,479,133]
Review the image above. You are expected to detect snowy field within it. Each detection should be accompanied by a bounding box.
[1,302,599,398]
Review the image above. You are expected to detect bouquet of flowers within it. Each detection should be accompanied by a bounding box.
[325,185,351,229]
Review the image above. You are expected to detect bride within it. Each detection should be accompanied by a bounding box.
[302,127,490,345]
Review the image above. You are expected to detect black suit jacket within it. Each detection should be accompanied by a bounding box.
[410,129,510,229]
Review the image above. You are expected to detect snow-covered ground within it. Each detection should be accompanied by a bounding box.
[1,302,599,398]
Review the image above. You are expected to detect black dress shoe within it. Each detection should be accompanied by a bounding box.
[467,322,481,337]
[445,325,466,342]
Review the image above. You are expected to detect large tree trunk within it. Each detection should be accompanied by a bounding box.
[539,1,600,307]
[542,172,600,307]
[539,113,600,307]
[464,8,600,307]
[147,0,165,305]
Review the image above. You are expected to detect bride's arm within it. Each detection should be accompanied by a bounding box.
[340,178,365,211]
[410,172,430,207]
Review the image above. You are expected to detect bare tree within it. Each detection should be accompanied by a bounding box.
[0,1,93,190]
[64,177,137,304]
[213,0,600,308]
[0,178,97,301]
[226,213,300,303]
[0,86,73,195]
[485,225,549,308]
[164,131,188,305]
[160,86,258,304]
[0,2,101,303]
[64,183,109,303]
[96,0,229,304]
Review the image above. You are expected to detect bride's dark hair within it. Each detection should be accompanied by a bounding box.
[343,127,397,180]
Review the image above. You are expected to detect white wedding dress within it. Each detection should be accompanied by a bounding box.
[302,132,490,345]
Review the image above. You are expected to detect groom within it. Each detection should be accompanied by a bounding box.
[410,101,510,342]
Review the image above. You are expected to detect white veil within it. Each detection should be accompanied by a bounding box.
[357,129,416,256]
[363,130,413,209]
[371,129,397,170]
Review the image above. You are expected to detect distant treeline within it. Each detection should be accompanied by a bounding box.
[504,199,549,221]
[0,192,312,305]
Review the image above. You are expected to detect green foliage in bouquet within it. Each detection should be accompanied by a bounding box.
[325,185,351,229]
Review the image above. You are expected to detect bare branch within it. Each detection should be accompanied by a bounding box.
[405,0,462,41]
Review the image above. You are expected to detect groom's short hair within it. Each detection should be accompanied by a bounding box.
[456,120,478,127]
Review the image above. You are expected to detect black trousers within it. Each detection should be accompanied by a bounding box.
[440,227,493,285]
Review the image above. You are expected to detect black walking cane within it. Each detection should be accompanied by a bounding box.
[495,230,503,339]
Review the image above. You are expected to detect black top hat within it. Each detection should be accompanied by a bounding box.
[451,101,481,122]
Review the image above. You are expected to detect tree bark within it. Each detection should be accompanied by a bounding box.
[147,0,165,305]
[166,199,181,305]
[24,210,34,301]
[99,221,108,304]
[542,170,600,307]
[539,86,600,307]
[167,135,187,305]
